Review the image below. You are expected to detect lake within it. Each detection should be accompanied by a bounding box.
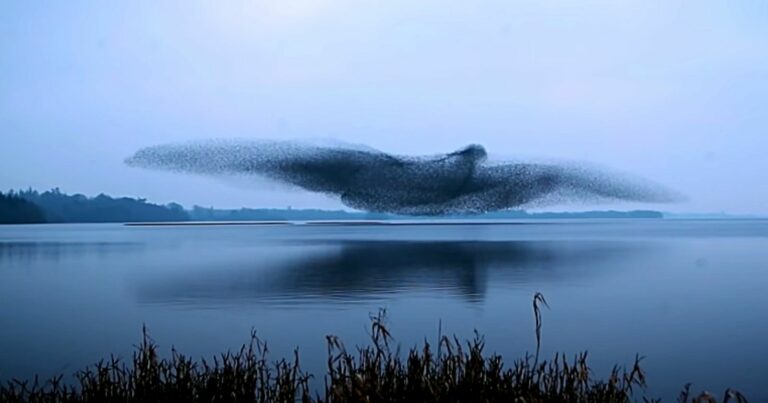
[1,220,766,400]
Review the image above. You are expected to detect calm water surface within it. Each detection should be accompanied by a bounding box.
[1,220,767,400]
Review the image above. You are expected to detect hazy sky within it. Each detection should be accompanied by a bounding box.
[1,1,767,213]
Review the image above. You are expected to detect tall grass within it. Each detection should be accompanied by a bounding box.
[0,295,747,402]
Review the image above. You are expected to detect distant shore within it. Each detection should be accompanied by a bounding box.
[123,220,557,226]
[2,188,669,224]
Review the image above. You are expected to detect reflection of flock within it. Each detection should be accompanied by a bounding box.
[136,240,646,305]
[127,140,678,215]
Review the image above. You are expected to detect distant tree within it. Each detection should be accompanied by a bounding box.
[167,202,185,212]
[15,188,190,223]
[0,191,47,224]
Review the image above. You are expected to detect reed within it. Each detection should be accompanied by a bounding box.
[0,295,746,402]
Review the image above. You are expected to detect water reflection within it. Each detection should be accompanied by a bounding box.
[136,240,648,305]
[0,241,142,264]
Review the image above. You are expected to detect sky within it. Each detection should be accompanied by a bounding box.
[1,1,767,213]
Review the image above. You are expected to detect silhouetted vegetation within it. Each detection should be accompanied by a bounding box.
[0,301,745,402]
[8,189,189,223]
[0,187,663,224]
[0,191,46,224]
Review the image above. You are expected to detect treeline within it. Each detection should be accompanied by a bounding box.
[0,188,664,224]
[0,191,47,224]
[0,189,189,224]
